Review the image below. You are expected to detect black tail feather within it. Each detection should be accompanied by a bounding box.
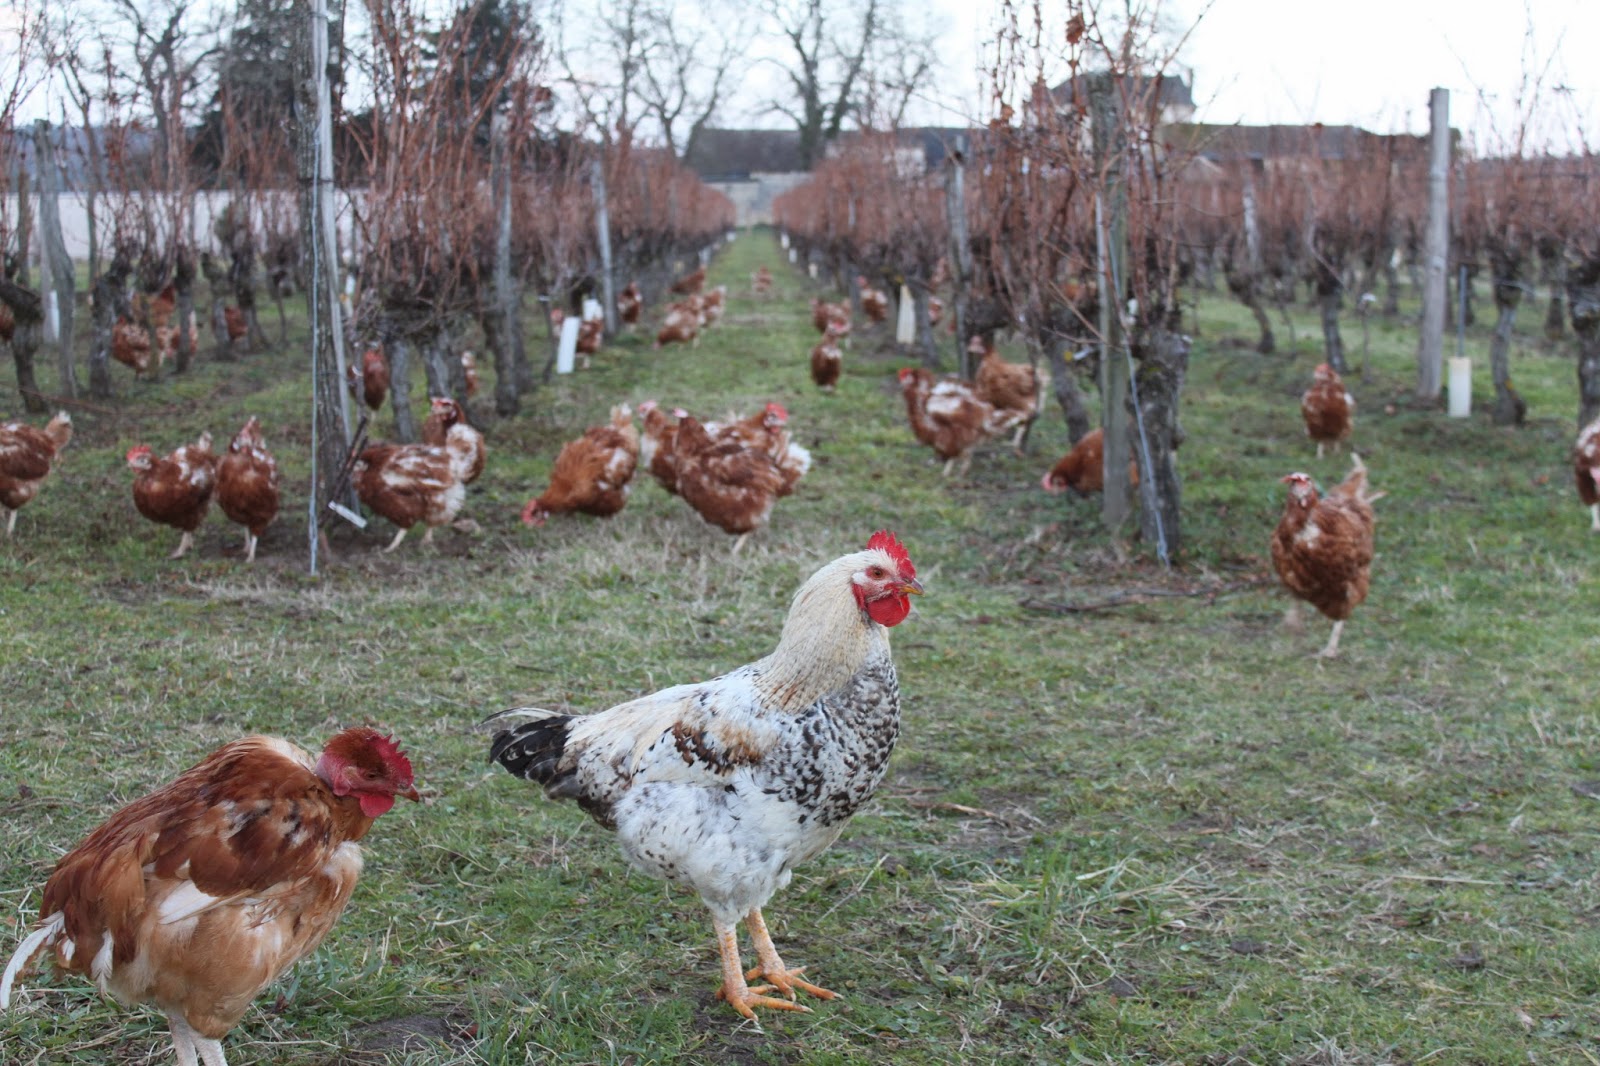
[488,715,572,784]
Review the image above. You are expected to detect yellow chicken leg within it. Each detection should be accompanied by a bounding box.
[743,909,837,1003]
[713,918,811,1020]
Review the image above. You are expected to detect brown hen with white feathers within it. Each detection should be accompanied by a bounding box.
[2,729,417,1066]
[0,411,72,536]
[353,429,479,552]
[129,433,218,559]
[1301,362,1354,459]
[672,414,787,550]
[898,366,1025,477]
[215,417,279,563]
[1270,454,1380,658]
[420,397,485,484]
[521,405,640,526]
[971,337,1045,453]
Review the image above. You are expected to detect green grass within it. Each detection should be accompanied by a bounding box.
[4,234,1600,1065]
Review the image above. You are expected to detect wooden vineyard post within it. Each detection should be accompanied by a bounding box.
[1417,87,1450,400]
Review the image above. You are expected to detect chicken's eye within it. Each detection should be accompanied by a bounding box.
[868,566,886,579]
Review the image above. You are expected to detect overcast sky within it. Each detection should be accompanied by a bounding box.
[4,0,1596,151]
[901,0,1598,150]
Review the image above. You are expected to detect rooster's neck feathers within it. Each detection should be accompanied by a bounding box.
[752,550,887,714]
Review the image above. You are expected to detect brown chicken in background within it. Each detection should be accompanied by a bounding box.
[1574,415,1600,532]
[672,414,787,551]
[2,728,417,1066]
[857,277,889,324]
[154,314,199,367]
[671,265,707,295]
[655,302,701,348]
[521,404,640,526]
[971,337,1044,452]
[1301,362,1354,459]
[222,304,248,344]
[353,428,479,552]
[1041,427,1139,496]
[129,432,218,559]
[809,298,852,343]
[138,283,177,329]
[1270,454,1380,658]
[618,281,643,325]
[577,317,604,365]
[216,416,279,563]
[0,411,72,536]
[898,366,1025,477]
[0,300,14,343]
[702,285,728,326]
[421,397,486,484]
[638,401,688,496]
[349,347,389,412]
[112,318,157,377]
[460,350,480,397]
[751,266,773,297]
[810,328,843,391]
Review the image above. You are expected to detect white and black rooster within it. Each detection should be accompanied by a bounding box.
[487,530,924,1020]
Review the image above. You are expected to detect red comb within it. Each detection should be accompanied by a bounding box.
[867,530,914,578]
[766,401,789,422]
[371,733,415,780]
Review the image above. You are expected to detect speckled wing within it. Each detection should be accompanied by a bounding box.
[490,673,784,827]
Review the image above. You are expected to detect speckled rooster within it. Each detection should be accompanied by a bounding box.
[488,531,924,1020]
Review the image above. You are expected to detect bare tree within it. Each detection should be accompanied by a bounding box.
[551,0,650,145]
[761,0,935,166]
[636,2,748,160]
[109,0,221,197]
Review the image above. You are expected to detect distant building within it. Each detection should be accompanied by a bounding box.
[1049,72,1197,126]
[683,129,810,226]
[683,126,993,225]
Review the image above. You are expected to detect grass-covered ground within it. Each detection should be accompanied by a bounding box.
[3,230,1600,1065]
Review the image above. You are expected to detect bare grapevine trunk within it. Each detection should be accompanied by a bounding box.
[1041,333,1091,443]
[87,252,132,399]
[1316,267,1347,373]
[1568,250,1600,428]
[385,329,419,441]
[1131,327,1191,555]
[1226,268,1275,354]
[201,252,234,360]
[0,280,46,412]
[1487,249,1526,425]
[173,247,197,375]
[1543,245,1567,342]
[912,285,939,370]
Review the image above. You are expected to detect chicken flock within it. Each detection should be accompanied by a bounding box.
[6,244,1593,1060]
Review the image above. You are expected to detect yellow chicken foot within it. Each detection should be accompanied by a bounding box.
[712,918,811,1020]
[743,909,838,1003]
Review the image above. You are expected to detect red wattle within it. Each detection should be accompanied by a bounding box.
[358,792,396,818]
[866,594,912,628]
